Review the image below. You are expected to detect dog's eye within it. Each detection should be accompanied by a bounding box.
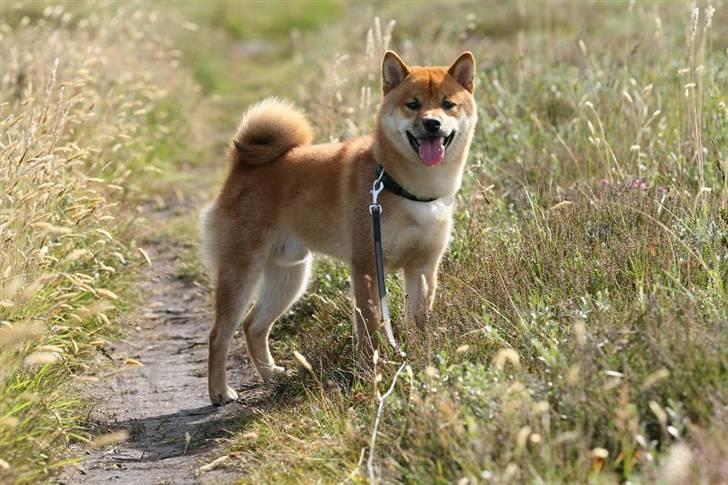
[442,99,456,110]
[405,100,420,110]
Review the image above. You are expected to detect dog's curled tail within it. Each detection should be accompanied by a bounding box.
[228,97,313,165]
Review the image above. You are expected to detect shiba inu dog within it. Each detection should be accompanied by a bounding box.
[201,51,477,405]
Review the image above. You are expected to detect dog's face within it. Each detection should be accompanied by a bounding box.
[378,51,477,167]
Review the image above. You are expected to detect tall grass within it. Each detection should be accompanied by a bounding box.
[0,3,202,482]
[209,2,727,483]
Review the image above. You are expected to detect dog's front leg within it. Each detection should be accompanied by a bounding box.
[404,263,439,330]
[351,263,382,362]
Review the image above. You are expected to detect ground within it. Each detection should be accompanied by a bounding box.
[60,222,267,484]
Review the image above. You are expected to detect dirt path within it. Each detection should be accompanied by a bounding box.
[61,217,267,484]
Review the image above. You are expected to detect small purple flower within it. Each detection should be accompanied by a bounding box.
[628,177,649,190]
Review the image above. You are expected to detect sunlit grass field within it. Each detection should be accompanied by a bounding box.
[1,1,726,483]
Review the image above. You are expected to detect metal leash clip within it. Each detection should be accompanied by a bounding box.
[369,169,385,214]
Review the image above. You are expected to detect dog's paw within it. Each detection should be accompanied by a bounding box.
[258,364,286,381]
[209,385,238,406]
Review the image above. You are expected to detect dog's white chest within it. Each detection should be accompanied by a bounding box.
[404,196,454,225]
[380,196,453,268]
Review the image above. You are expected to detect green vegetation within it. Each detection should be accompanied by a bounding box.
[1,1,725,483]
[0,3,203,482]
[208,2,727,483]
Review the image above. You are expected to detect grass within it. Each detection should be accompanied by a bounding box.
[0,2,204,482]
[200,2,726,483]
[1,1,726,483]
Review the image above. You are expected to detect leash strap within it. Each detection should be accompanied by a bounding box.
[369,169,401,354]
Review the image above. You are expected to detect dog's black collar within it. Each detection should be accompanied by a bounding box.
[376,164,438,203]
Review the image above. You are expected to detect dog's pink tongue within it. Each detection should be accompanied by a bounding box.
[418,137,445,166]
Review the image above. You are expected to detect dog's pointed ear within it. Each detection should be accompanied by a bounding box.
[447,51,475,93]
[382,51,410,95]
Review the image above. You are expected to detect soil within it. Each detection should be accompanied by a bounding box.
[60,219,269,484]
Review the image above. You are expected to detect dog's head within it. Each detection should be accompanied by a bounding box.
[378,51,477,167]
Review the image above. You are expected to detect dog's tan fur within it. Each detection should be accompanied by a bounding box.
[202,51,477,404]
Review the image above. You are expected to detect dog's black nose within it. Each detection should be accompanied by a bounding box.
[423,118,441,133]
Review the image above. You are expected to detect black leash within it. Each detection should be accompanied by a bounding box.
[368,168,392,340]
[369,164,438,355]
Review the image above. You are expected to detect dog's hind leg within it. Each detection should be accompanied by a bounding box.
[208,263,262,405]
[243,240,311,380]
